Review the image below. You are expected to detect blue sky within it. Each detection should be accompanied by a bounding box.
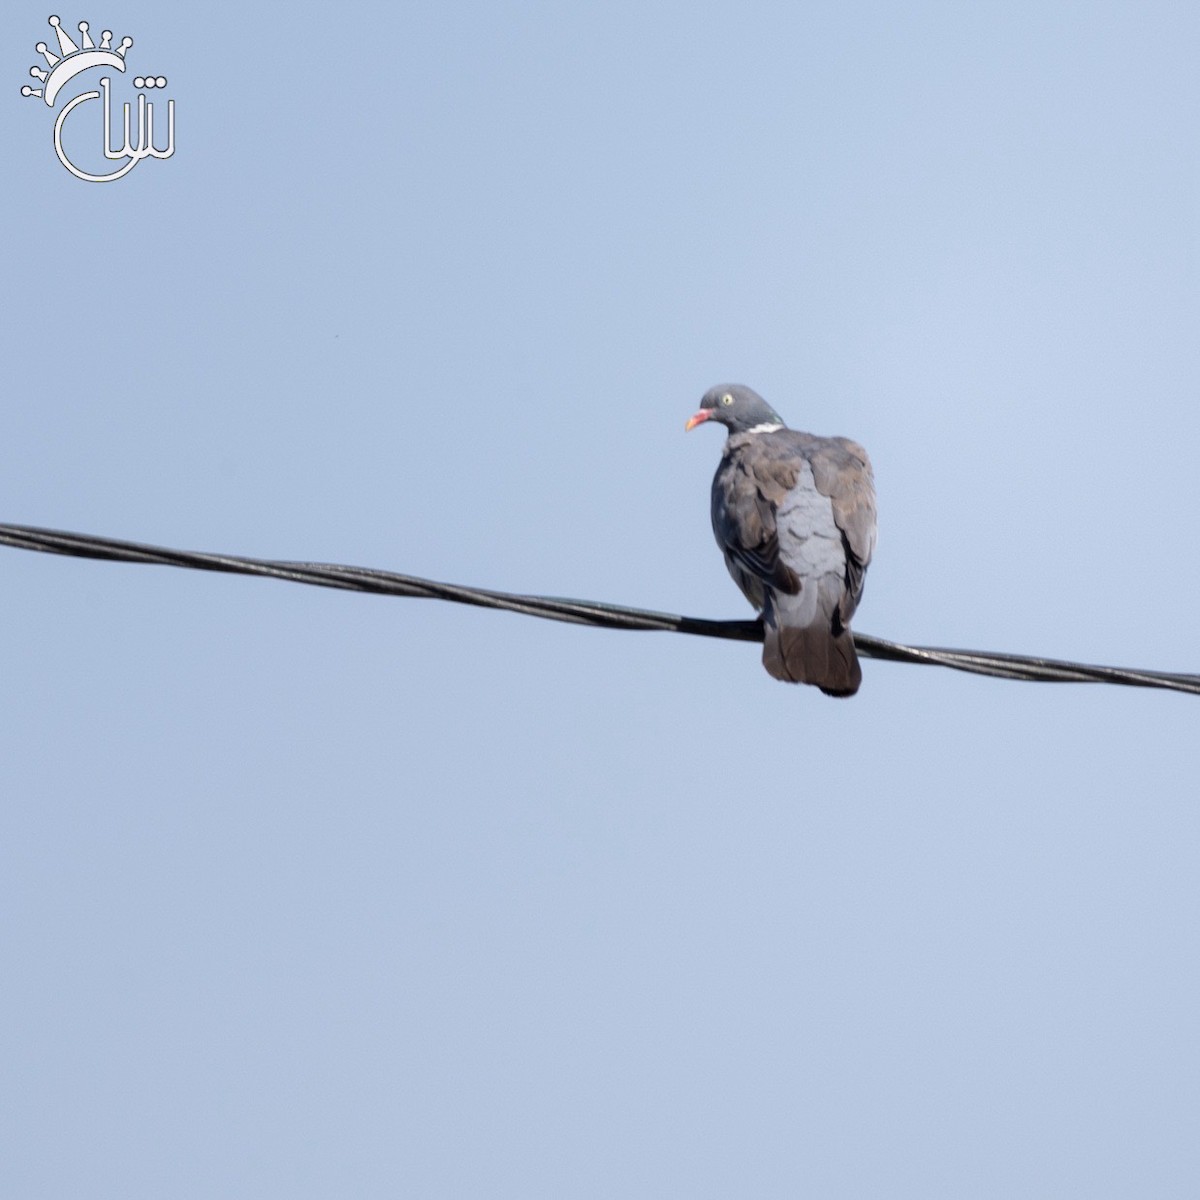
[3,3,1199,1196]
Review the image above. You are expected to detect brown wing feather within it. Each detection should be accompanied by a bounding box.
[806,437,877,621]
[711,443,802,599]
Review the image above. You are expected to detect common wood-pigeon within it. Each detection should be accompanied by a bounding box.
[686,384,877,696]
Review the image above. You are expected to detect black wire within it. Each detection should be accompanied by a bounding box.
[2,522,1197,696]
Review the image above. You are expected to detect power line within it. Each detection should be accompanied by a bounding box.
[2,522,1196,696]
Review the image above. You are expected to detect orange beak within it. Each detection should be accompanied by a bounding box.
[684,409,711,432]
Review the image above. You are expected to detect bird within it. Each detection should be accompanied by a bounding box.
[686,384,877,696]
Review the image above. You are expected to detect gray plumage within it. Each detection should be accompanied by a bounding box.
[687,384,877,696]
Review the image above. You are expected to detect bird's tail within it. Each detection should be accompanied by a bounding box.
[761,600,861,697]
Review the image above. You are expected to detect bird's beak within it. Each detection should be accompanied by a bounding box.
[684,410,711,432]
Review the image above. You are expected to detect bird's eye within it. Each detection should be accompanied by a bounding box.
[721,393,734,407]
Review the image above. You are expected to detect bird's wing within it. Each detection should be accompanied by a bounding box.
[711,439,803,600]
[806,436,877,620]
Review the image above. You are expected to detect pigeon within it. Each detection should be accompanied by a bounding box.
[686,384,877,696]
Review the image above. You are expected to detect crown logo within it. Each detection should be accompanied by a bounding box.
[20,14,131,106]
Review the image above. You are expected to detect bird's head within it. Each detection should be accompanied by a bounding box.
[685,384,786,435]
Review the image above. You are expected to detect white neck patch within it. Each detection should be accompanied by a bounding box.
[746,422,784,434]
